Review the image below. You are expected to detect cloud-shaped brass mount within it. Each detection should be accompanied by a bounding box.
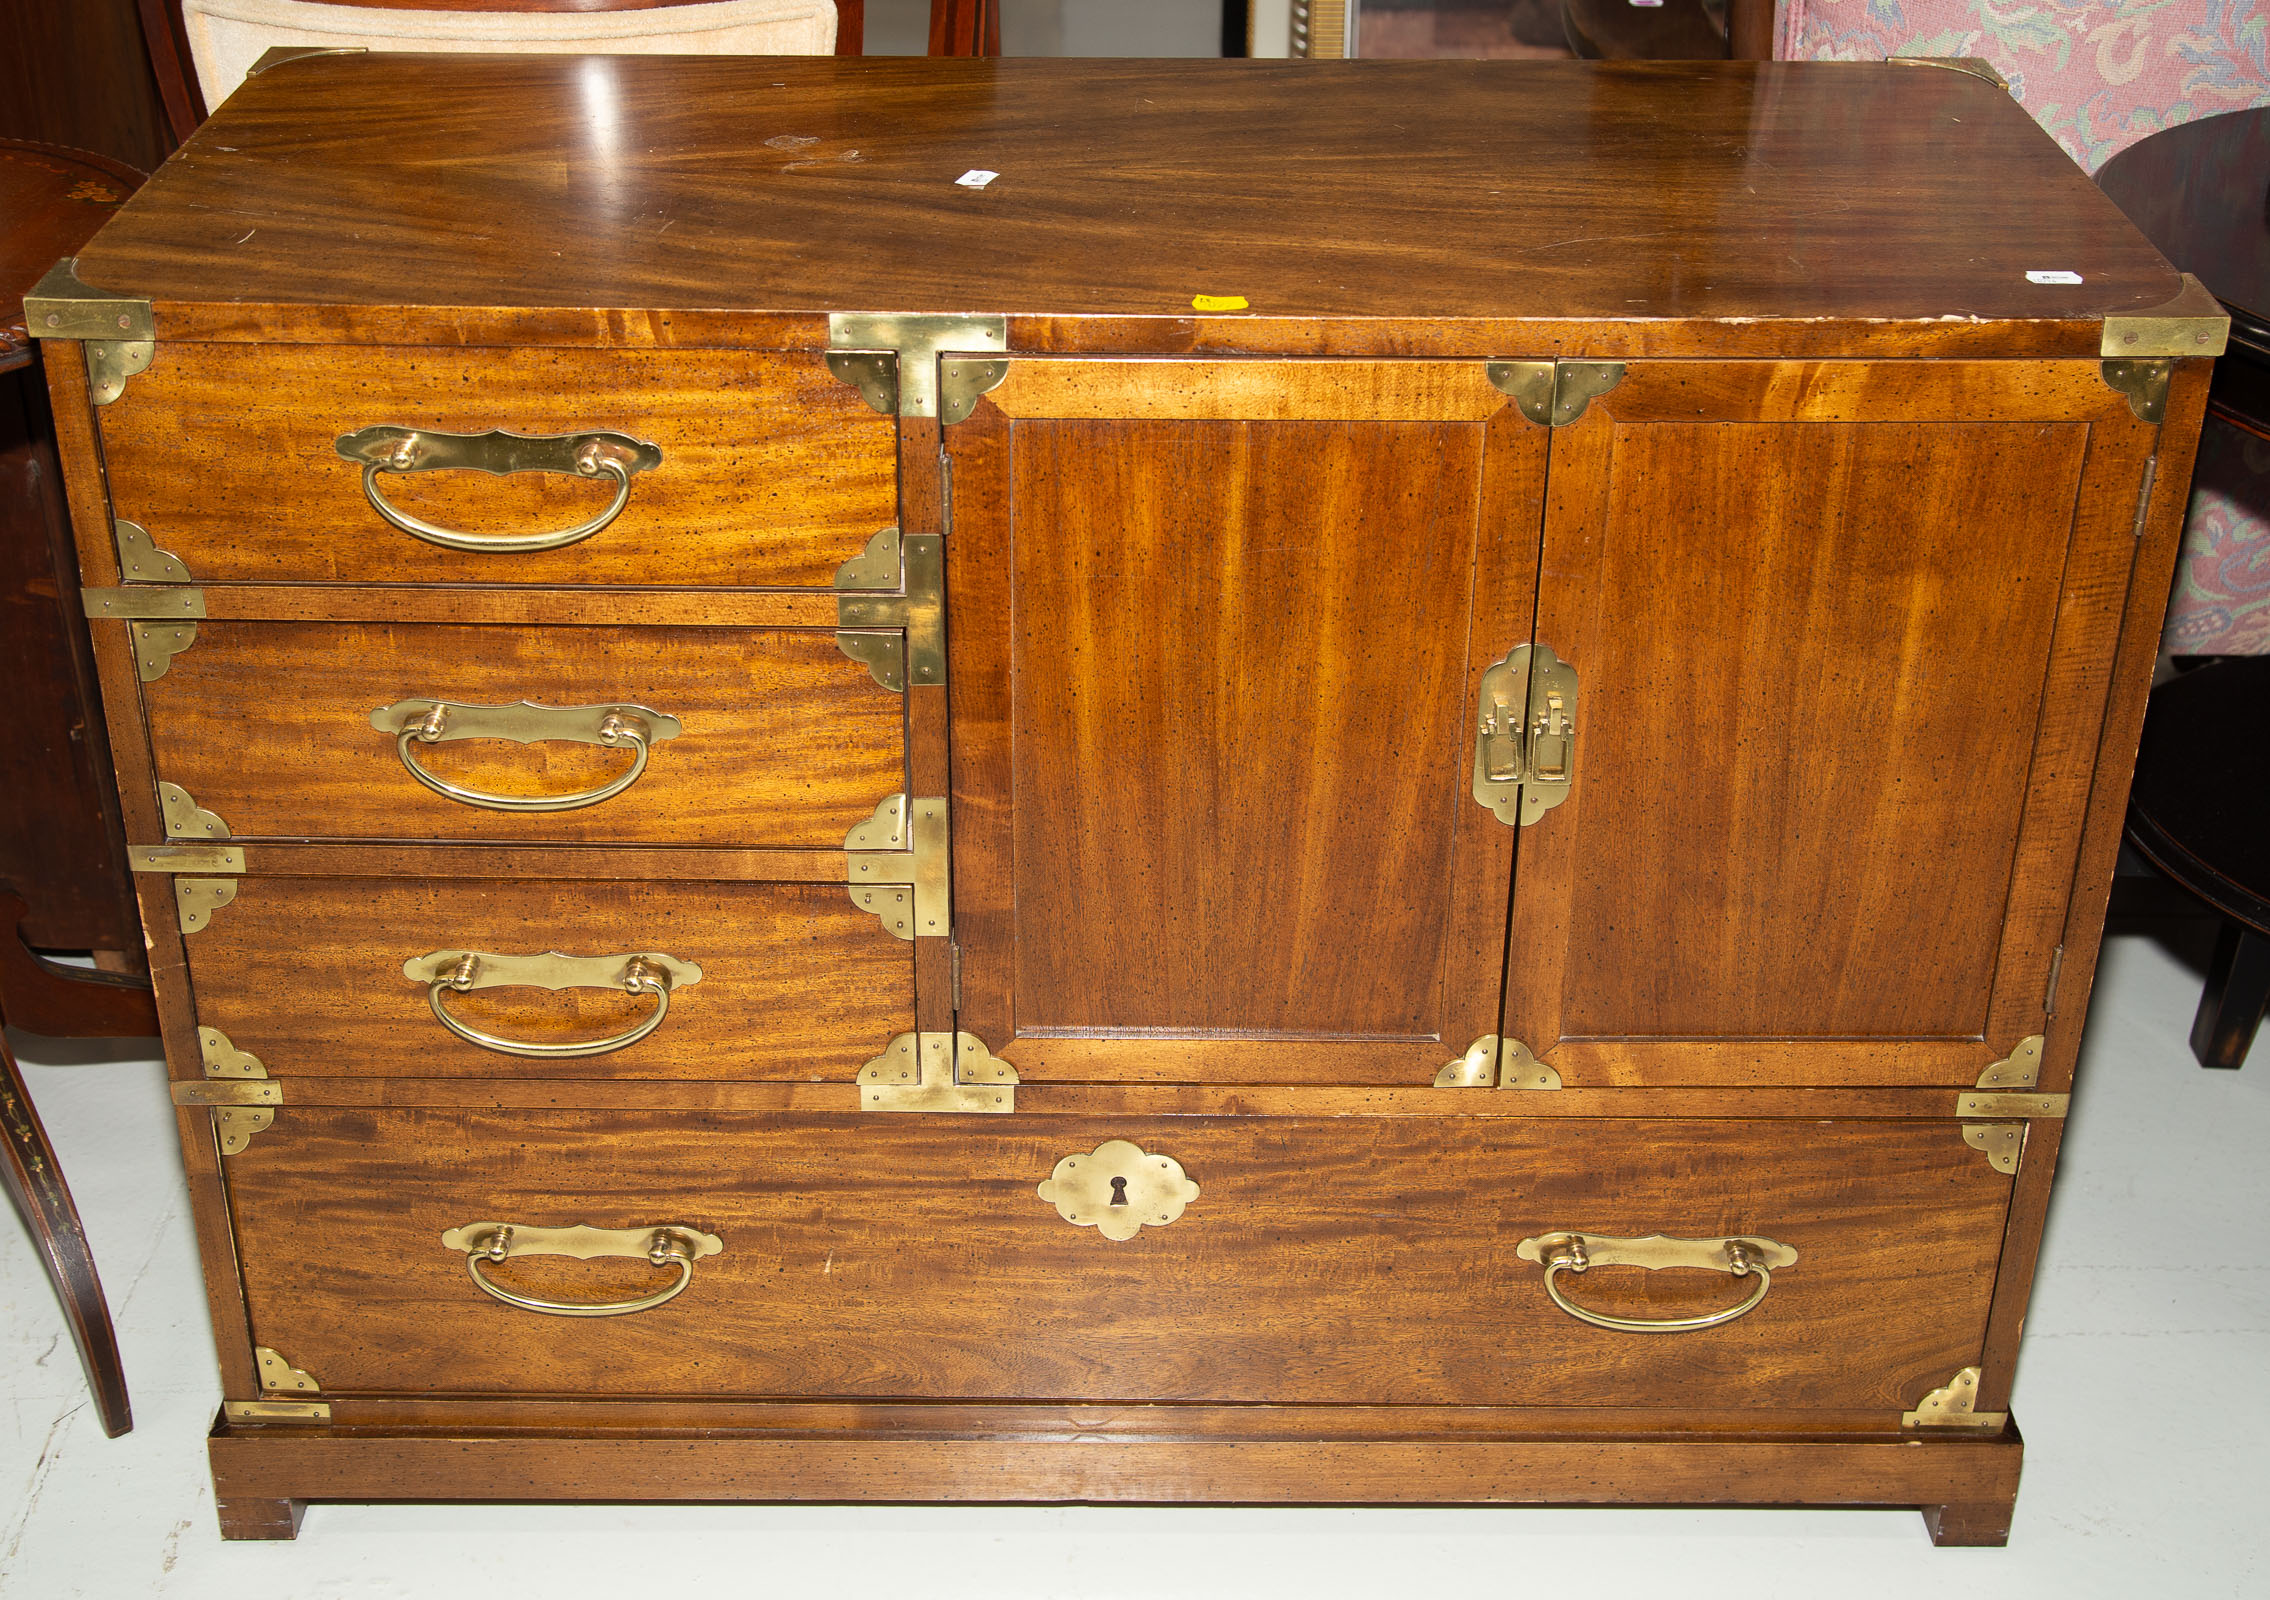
[1037,1139,1199,1242]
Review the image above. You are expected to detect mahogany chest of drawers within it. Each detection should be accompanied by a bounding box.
[31,52,2221,1544]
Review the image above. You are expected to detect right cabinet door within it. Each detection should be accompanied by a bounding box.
[1504,360,2158,1088]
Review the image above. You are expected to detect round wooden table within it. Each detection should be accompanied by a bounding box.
[2097,106,2270,440]
[1,138,150,1441]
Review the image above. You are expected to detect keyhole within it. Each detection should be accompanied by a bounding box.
[1108,1175,1130,1207]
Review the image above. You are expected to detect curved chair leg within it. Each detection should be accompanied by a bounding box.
[0,1030,131,1435]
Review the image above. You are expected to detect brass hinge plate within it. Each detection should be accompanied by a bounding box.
[81,586,204,621]
[1487,360,1626,428]
[834,527,944,691]
[1472,642,1579,826]
[1434,1034,1562,1090]
[223,1399,331,1423]
[129,843,244,873]
[845,793,949,939]
[23,257,154,404]
[158,782,229,841]
[1901,1366,2008,1430]
[858,1031,1017,1113]
[826,313,1009,419]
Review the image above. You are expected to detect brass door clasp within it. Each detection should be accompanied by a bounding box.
[1473,643,1580,826]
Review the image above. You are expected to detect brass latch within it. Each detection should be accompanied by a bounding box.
[1473,643,1580,826]
[858,1031,1017,1113]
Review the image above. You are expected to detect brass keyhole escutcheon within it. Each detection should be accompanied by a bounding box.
[1038,1140,1200,1241]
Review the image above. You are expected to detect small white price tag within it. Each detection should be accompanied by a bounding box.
[2026,270,2084,285]
[956,169,999,189]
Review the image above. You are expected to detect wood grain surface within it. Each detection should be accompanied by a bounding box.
[223,1110,2007,1409]
[71,56,2177,341]
[98,343,893,587]
[183,877,910,1081]
[140,622,901,847]
[1505,359,2149,1086]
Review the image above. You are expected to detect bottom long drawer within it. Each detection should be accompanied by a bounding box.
[223,1110,2012,1413]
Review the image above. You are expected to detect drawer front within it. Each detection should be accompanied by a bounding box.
[186,878,909,1081]
[143,622,899,846]
[226,1112,2009,1411]
[99,344,895,587]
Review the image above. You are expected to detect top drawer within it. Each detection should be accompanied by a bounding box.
[96,344,897,587]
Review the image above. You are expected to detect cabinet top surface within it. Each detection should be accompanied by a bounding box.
[74,54,2180,331]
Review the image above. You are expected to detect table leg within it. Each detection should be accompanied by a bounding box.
[2191,922,2270,1070]
[0,1029,131,1435]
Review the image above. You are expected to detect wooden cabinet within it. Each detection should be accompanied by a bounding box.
[33,53,2222,1546]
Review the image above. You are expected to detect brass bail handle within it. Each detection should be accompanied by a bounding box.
[419,952,691,1059]
[334,425,661,553]
[1518,1231,1797,1334]
[398,705,652,812]
[443,1222,723,1318]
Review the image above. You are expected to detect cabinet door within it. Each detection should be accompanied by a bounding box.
[1505,360,2158,1087]
[946,360,1545,1084]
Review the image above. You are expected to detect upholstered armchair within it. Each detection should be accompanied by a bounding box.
[1780,1,2270,654]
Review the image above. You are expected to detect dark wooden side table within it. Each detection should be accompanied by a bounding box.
[2098,111,2268,1069]
[2125,659,2270,1069]
[2,138,159,1439]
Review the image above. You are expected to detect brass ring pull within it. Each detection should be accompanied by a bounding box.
[1515,1231,1798,1335]
[372,699,683,814]
[440,1222,724,1318]
[403,949,703,1059]
[335,426,663,553]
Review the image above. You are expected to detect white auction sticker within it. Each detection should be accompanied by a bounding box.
[2026,270,2084,284]
[956,169,999,189]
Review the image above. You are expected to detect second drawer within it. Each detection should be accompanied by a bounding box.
[142,621,901,846]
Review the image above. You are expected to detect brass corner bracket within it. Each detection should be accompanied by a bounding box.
[834,527,944,692]
[1977,1034,2043,1089]
[114,519,190,583]
[174,878,236,936]
[223,1399,331,1423]
[826,313,1009,420]
[1435,1034,1561,1090]
[255,1345,319,1395]
[858,1031,1017,1113]
[159,781,229,841]
[170,1027,277,1152]
[1901,1366,2008,1431]
[82,584,203,681]
[23,257,155,404]
[2103,274,2230,361]
[1957,1034,2067,1120]
[129,843,243,874]
[1486,360,1625,428]
[845,793,949,939]
[1961,1123,2025,1176]
[1886,55,2010,91]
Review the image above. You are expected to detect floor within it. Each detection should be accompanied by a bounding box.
[3,926,2265,1598]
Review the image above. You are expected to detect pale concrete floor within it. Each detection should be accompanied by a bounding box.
[3,929,2266,1597]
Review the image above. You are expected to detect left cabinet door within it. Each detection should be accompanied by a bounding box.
[946,359,1547,1085]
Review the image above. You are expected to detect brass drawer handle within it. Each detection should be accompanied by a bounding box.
[441,1222,723,1318]
[403,949,702,1058]
[335,426,662,552]
[372,699,682,813]
[1515,1232,1798,1334]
